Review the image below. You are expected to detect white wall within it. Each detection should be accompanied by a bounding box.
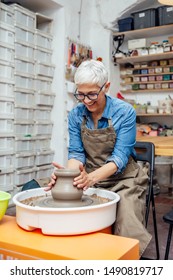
[13,0,163,165]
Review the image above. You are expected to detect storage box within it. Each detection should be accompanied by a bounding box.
[15,72,35,91]
[0,152,14,169]
[0,22,14,46]
[13,4,36,29]
[0,98,14,118]
[15,137,35,153]
[35,150,54,166]
[0,43,14,62]
[128,38,147,50]
[158,5,173,26]
[15,41,34,60]
[35,30,53,50]
[14,121,34,136]
[118,17,134,32]
[132,8,158,30]
[0,2,14,25]
[0,135,14,152]
[15,24,34,43]
[35,92,55,106]
[35,164,53,179]
[14,89,35,107]
[0,119,14,133]
[0,168,14,191]
[15,57,35,75]
[14,107,34,121]
[0,79,14,98]
[34,121,53,135]
[34,136,51,151]
[15,167,37,186]
[15,152,35,169]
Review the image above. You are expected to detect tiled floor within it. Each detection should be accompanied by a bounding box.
[5,185,173,260]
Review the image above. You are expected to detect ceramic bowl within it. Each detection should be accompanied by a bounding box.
[0,191,11,221]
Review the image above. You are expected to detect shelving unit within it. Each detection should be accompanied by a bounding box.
[113,23,173,130]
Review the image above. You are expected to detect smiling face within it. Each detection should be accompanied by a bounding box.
[76,83,110,115]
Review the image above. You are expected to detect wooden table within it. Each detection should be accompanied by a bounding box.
[136,136,173,156]
[0,216,139,260]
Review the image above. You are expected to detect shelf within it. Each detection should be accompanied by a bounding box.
[137,114,173,117]
[116,52,173,65]
[120,72,173,78]
[113,24,173,40]
[121,89,173,93]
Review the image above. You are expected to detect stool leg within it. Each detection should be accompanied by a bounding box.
[164,225,173,260]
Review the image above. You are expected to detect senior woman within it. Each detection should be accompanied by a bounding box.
[47,59,151,256]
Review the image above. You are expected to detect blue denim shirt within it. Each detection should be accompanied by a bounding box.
[68,95,136,173]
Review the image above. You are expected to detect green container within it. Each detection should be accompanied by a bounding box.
[163,74,171,81]
[170,66,173,72]
[0,191,11,220]
[132,84,139,90]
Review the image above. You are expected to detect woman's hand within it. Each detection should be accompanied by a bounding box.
[45,162,64,191]
[73,163,94,191]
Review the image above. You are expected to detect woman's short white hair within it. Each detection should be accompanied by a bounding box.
[74,59,108,87]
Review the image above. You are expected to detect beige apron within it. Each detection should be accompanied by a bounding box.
[81,117,152,256]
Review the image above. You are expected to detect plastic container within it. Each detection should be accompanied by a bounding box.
[34,76,53,93]
[35,62,55,78]
[0,79,14,98]
[14,107,34,121]
[0,119,14,133]
[15,41,34,60]
[35,150,54,166]
[158,5,173,26]
[14,89,35,107]
[34,136,51,151]
[13,4,36,29]
[0,152,14,169]
[118,17,134,32]
[14,121,34,137]
[35,92,55,106]
[0,98,14,118]
[15,72,35,91]
[0,191,11,221]
[0,22,14,46]
[15,152,35,169]
[34,121,53,136]
[15,24,34,43]
[0,43,14,62]
[155,156,173,188]
[0,2,14,26]
[35,164,53,179]
[34,108,51,121]
[35,30,53,50]
[15,137,35,153]
[132,8,158,30]
[15,57,35,75]
[0,61,14,80]
[34,46,52,64]
[0,169,14,192]
[0,135,14,153]
[15,167,37,186]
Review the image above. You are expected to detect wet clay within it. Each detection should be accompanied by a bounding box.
[51,169,83,201]
[20,193,112,208]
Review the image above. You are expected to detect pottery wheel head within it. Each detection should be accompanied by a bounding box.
[33,195,94,208]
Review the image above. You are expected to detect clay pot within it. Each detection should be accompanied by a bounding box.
[51,169,83,201]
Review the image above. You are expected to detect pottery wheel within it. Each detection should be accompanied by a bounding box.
[32,195,94,208]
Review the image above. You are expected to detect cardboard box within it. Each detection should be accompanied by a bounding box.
[128,38,147,50]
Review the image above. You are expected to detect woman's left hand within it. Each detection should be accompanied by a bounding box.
[73,163,92,190]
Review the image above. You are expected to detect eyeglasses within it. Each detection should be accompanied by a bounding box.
[74,83,106,101]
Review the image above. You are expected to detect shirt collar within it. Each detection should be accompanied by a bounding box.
[82,95,112,119]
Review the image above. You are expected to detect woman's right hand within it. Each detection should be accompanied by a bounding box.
[45,162,64,191]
